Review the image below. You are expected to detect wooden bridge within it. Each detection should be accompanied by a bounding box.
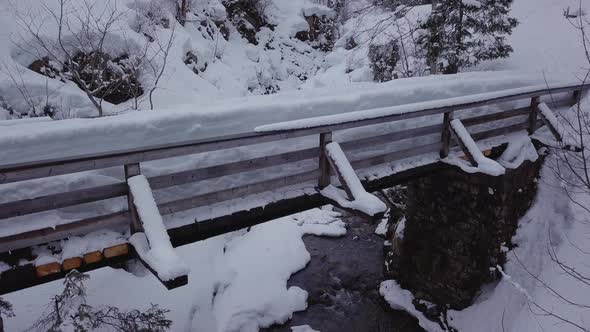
[0,83,587,294]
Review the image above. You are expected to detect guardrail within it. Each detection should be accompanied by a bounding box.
[0,82,587,293]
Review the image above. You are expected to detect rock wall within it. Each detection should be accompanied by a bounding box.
[386,151,543,311]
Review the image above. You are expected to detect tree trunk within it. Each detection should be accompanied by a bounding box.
[178,0,189,26]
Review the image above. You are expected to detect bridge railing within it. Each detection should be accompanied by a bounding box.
[0,82,587,293]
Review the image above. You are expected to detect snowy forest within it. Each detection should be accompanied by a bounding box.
[0,0,590,331]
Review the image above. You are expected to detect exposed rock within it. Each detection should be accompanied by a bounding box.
[223,0,269,45]
[368,41,401,82]
[28,57,61,80]
[294,14,336,52]
[184,51,208,74]
[344,36,358,50]
[386,146,544,311]
[214,20,230,40]
[66,52,143,105]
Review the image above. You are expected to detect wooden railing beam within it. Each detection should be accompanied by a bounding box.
[318,132,333,189]
[528,96,541,135]
[124,163,143,234]
[440,111,454,158]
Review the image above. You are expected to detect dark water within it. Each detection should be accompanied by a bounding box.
[263,213,423,332]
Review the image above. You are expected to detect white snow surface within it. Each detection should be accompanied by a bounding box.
[497,134,539,169]
[128,175,189,281]
[291,325,320,332]
[379,280,443,332]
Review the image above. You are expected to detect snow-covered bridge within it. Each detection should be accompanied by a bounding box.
[0,81,587,294]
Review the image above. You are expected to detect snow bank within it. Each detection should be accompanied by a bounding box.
[128,175,189,281]
[379,280,443,332]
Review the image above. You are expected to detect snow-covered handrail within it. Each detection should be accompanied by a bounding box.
[537,102,581,150]
[0,80,587,294]
[1,82,587,185]
[255,82,588,133]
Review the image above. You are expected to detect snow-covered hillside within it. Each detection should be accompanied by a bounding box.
[2,0,590,331]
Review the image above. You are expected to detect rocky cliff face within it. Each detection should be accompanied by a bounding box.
[385,145,544,316]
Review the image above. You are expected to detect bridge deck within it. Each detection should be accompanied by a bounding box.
[0,82,587,294]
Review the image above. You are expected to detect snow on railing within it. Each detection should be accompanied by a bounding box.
[450,119,505,176]
[127,175,189,285]
[255,82,586,133]
[320,142,387,217]
[538,102,580,149]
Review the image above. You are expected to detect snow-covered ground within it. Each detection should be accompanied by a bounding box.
[2,0,590,330]
[4,208,345,331]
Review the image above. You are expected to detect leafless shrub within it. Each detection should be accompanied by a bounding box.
[30,270,172,332]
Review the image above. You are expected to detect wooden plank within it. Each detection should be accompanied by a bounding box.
[573,90,582,105]
[538,103,563,142]
[158,170,319,215]
[0,120,535,255]
[350,142,441,170]
[169,193,326,247]
[318,133,332,189]
[83,251,103,264]
[339,124,443,152]
[440,112,454,158]
[0,182,127,220]
[0,131,304,185]
[0,211,129,253]
[461,107,529,127]
[35,262,61,278]
[450,120,478,167]
[103,243,129,258]
[0,148,319,220]
[0,109,531,222]
[2,86,586,185]
[149,147,319,190]
[528,96,541,134]
[0,163,451,295]
[471,121,530,141]
[125,164,143,234]
[62,257,83,271]
[0,251,132,295]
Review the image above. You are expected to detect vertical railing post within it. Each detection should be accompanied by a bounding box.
[528,96,540,135]
[440,111,454,158]
[573,90,582,106]
[318,132,333,189]
[124,163,143,234]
